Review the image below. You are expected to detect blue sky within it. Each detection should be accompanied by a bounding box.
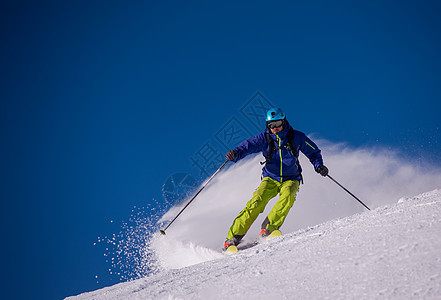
[1,1,440,299]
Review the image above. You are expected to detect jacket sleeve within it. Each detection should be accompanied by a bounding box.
[297,132,324,171]
[232,133,266,162]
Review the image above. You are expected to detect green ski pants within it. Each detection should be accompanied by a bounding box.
[227,177,300,241]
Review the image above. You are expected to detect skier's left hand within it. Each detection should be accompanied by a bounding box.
[317,165,329,176]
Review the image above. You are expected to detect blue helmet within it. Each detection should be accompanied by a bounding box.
[266,108,286,122]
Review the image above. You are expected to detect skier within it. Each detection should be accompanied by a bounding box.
[223,108,328,252]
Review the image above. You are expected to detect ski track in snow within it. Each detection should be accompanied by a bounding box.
[67,189,441,300]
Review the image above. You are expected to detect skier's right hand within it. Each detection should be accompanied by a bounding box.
[225,150,237,161]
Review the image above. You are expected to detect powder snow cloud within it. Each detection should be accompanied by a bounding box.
[153,140,441,269]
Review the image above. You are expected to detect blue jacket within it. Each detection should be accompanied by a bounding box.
[232,122,324,183]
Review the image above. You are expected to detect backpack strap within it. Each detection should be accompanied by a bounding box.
[286,127,299,157]
[260,132,275,165]
[287,128,303,184]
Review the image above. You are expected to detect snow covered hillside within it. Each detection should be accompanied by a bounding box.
[68,189,441,299]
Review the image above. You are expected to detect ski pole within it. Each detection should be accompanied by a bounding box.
[327,174,371,211]
[160,160,229,235]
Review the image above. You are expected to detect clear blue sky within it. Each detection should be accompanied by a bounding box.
[1,1,440,299]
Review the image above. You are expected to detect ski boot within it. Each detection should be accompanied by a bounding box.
[260,228,282,239]
[259,228,271,238]
[223,239,238,254]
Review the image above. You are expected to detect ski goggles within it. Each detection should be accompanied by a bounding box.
[267,120,284,129]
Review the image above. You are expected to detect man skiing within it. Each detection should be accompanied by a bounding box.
[223,108,328,252]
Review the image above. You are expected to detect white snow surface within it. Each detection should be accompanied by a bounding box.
[68,188,441,299]
[67,142,441,299]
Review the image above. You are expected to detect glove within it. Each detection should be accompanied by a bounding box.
[317,165,329,176]
[225,150,237,161]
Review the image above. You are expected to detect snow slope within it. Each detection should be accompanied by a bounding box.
[68,189,441,299]
[147,144,441,273]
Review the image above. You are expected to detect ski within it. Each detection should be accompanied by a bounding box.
[265,229,282,238]
[223,230,282,254]
[223,245,238,255]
